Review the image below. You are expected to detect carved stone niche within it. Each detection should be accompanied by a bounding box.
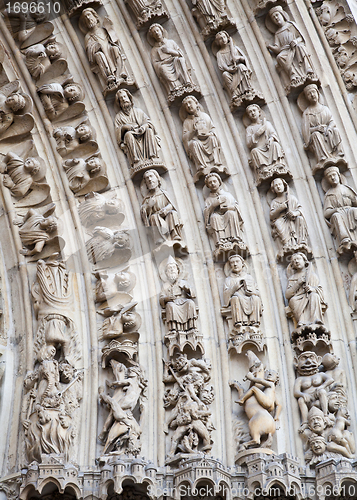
[265,5,319,94]
[125,0,168,29]
[148,25,201,104]
[297,85,346,175]
[163,354,214,465]
[230,351,281,457]
[114,89,166,179]
[63,154,109,195]
[285,252,330,352]
[203,173,248,261]
[212,33,265,111]
[62,0,103,18]
[322,166,357,256]
[98,353,147,457]
[252,0,286,15]
[140,169,187,255]
[267,178,312,262]
[180,97,229,183]
[159,256,203,356]
[53,119,98,158]
[221,255,264,354]
[14,203,66,262]
[79,9,136,96]
[243,105,291,187]
[188,0,237,41]
[0,142,51,208]
[22,39,68,85]
[0,81,34,149]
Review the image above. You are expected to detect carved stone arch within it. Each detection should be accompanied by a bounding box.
[106,483,151,500]
[254,480,296,500]
[27,483,78,500]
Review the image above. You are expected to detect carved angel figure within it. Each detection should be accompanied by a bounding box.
[79,9,134,95]
[98,361,147,455]
[86,226,131,265]
[126,0,168,28]
[266,5,317,92]
[141,169,183,246]
[323,166,357,254]
[79,192,125,228]
[230,351,281,450]
[269,177,310,259]
[148,24,199,102]
[63,156,108,195]
[15,204,63,258]
[204,173,246,258]
[244,104,288,184]
[37,79,85,122]
[163,355,214,459]
[214,32,262,109]
[223,255,263,328]
[5,6,53,49]
[0,81,34,143]
[115,89,163,177]
[286,253,327,329]
[180,96,227,181]
[53,122,97,157]
[301,85,344,169]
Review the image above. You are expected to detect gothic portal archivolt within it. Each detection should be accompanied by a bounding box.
[1,0,357,499]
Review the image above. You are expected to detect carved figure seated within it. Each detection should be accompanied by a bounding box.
[148,24,198,102]
[24,43,50,80]
[323,166,357,254]
[2,152,48,202]
[269,177,310,259]
[301,85,344,169]
[38,80,85,122]
[141,169,183,246]
[63,156,108,195]
[223,255,263,329]
[115,89,163,176]
[53,122,96,157]
[214,32,261,108]
[0,82,34,142]
[79,9,134,94]
[244,105,288,183]
[86,226,131,265]
[180,96,227,181]
[266,5,317,92]
[285,252,327,329]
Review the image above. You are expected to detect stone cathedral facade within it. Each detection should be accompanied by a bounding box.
[3,0,357,498]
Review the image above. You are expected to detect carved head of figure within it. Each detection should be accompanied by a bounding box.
[268,5,287,27]
[303,84,319,105]
[40,216,58,233]
[182,95,200,116]
[325,28,341,45]
[59,362,74,383]
[199,384,215,405]
[328,390,347,413]
[24,157,41,175]
[37,344,56,363]
[143,169,161,191]
[308,435,327,455]
[116,88,133,113]
[204,172,222,192]
[81,8,100,30]
[36,405,51,425]
[215,31,230,48]
[113,230,130,249]
[63,83,82,102]
[324,166,341,187]
[25,43,47,61]
[307,407,326,434]
[271,177,287,195]
[173,353,189,372]
[148,23,165,43]
[6,93,26,112]
[165,255,180,283]
[86,157,102,175]
[246,104,262,123]
[265,369,279,385]
[45,40,62,60]
[228,254,244,275]
[290,252,308,271]
[321,353,340,371]
[76,124,92,142]
[295,351,321,376]
[336,46,349,68]
[105,198,122,215]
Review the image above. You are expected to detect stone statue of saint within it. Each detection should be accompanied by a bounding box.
[244,104,288,184]
[180,96,228,181]
[323,166,357,254]
[266,5,317,92]
[214,32,263,109]
[204,172,246,259]
[285,253,327,330]
[115,89,164,177]
[79,9,134,95]
[148,24,199,102]
[300,84,344,170]
[223,255,263,329]
[140,169,183,246]
[192,1,236,40]
[269,177,310,260]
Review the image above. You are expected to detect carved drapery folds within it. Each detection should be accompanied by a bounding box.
[213,32,264,110]
[79,9,135,96]
[126,0,168,28]
[0,81,34,147]
[63,155,108,195]
[190,0,236,41]
[243,105,290,185]
[266,6,318,93]
[53,121,98,158]
[180,97,228,182]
